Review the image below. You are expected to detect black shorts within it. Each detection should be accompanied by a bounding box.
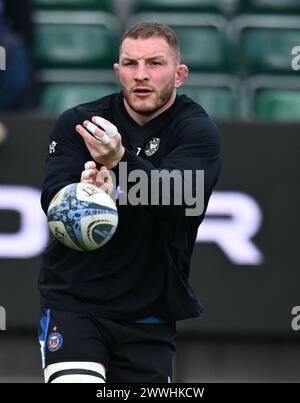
[38,309,177,383]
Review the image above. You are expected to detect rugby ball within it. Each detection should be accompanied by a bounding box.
[47,183,118,251]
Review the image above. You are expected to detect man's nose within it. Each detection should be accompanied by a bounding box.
[134,62,149,81]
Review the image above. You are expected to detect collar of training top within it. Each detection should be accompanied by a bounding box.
[114,92,181,137]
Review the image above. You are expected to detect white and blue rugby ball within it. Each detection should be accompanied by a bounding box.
[47,183,118,251]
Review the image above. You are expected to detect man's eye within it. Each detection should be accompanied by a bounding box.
[123,62,134,66]
[150,61,161,66]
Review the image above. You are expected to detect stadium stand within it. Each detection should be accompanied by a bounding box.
[34,9,120,112]
[229,15,300,74]
[40,82,119,113]
[178,74,240,120]
[34,11,119,68]
[231,14,300,120]
[33,0,115,12]
[33,0,300,121]
[242,76,300,121]
[130,0,239,15]
[241,0,300,14]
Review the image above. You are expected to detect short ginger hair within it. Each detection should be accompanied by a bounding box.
[120,21,180,61]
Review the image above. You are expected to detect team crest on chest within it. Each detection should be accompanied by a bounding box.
[145,138,160,156]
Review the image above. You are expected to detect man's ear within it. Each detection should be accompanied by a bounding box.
[113,63,120,78]
[175,64,189,88]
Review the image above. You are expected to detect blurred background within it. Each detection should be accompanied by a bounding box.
[0,0,300,383]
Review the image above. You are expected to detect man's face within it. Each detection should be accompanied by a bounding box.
[114,37,184,117]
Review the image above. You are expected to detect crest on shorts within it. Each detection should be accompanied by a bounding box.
[145,138,160,156]
[47,332,63,352]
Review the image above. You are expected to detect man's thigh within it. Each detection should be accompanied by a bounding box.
[106,322,177,383]
[38,309,108,383]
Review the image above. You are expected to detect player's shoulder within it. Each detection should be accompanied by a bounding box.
[175,94,221,140]
[177,93,208,117]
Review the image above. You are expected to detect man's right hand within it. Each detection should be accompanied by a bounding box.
[81,161,114,196]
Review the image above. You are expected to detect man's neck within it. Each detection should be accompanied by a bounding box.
[123,93,177,126]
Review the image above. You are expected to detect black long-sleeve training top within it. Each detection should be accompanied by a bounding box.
[39,92,221,321]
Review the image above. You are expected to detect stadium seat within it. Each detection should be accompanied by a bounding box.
[33,0,114,11]
[242,76,300,121]
[40,83,120,113]
[34,11,120,68]
[131,0,235,14]
[176,26,227,71]
[241,0,300,14]
[178,74,240,119]
[128,14,229,71]
[230,15,300,74]
[255,90,300,121]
